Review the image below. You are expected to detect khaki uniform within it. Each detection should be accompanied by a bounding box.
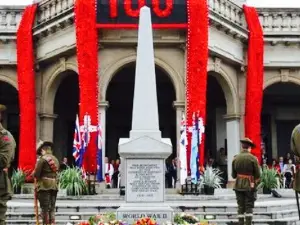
[34,152,59,225]
[291,124,300,191]
[232,151,261,225]
[0,123,15,225]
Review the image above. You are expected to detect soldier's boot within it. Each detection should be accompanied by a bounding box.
[245,214,253,225]
[237,215,244,225]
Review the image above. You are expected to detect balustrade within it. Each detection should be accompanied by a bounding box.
[208,0,245,28]
[0,1,300,40]
[0,7,23,33]
[258,9,300,34]
[35,0,74,26]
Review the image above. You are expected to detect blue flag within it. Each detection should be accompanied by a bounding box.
[96,124,104,182]
[190,113,199,184]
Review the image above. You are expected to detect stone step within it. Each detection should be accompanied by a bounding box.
[204,217,300,225]
[5,218,300,225]
[5,208,300,221]
[13,193,274,201]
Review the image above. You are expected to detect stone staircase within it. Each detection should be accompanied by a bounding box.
[5,189,300,225]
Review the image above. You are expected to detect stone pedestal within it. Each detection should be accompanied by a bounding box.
[116,6,173,224]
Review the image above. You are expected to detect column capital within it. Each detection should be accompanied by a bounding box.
[223,114,241,121]
[98,101,109,109]
[39,113,58,120]
[173,101,185,109]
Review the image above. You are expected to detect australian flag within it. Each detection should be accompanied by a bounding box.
[96,124,104,182]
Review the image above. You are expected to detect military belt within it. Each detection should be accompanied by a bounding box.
[237,174,259,188]
[237,174,254,182]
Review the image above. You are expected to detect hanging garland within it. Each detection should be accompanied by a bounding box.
[152,0,173,18]
[186,0,209,170]
[75,0,99,173]
[16,4,37,175]
[243,5,264,165]
[124,0,146,17]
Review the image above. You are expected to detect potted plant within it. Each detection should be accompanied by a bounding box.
[201,167,222,195]
[258,168,278,194]
[11,169,26,194]
[59,167,87,196]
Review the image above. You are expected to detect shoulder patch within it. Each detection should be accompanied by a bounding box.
[2,136,9,142]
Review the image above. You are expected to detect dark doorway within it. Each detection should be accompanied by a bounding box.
[53,71,79,164]
[106,63,176,161]
[262,82,300,160]
[206,74,227,187]
[0,81,19,170]
[206,74,227,160]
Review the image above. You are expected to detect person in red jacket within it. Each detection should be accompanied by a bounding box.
[269,159,281,174]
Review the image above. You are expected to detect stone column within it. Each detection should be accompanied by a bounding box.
[99,101,109,179]
[173,101,185,188]
[224,114,240,185]
[39,113,57,141]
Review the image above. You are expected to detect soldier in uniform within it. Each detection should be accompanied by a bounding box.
[0,104,16,225]
[291,125,300,208]
[34,141,59,225]
[232,138,261,225]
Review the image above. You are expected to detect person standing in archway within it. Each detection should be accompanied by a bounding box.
[0,104,16,225]
[232,138,261,225]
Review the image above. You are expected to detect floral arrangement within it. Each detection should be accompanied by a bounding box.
[133,217,158,225]
[76,213,215,225]
[174,213,200,225]
[83,213,128,225]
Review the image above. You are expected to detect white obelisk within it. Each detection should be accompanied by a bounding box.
[116,6,173,224]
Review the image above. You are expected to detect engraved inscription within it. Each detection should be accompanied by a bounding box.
[126,159,164,202]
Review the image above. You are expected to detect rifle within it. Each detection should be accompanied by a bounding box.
[292,163,300,220]
[295,191,300,221]
[34,178,40,225]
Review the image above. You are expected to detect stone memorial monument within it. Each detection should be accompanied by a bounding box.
[116,6,173,224]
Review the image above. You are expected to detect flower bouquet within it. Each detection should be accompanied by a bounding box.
[83,213,128,225]
[174,213,202,225]
[133,217,158,225]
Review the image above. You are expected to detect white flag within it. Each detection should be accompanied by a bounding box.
[179,113,188,185]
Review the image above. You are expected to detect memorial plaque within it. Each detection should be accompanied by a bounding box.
[126,159,164,202]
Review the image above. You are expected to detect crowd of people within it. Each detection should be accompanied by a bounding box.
[262,153,297,188]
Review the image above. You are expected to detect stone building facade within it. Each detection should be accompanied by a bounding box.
[0,0,300,183]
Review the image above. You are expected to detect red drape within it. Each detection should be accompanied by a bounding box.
[186,0,209,170]
[16,4,37,173]
[75,0,99,173]
[243,5,264,164]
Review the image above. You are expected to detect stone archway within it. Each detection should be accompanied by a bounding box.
[262,81,300,162]
[42,62,78,114]
[105,62,177,187]
[0,80,19,170]
[52,71,79,163]
[206,68,239,185]
[101,55,184,101]
[41,68,79,163]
